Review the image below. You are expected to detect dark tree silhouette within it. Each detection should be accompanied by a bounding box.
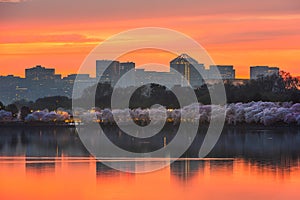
[0,101,4,110]
[20,106,31,121]
[5,104,18,118]
[129,84,180,109]
[74,72,300,109]
[221,71,300,103]
[32,96,72,111]
[13,99,34,110]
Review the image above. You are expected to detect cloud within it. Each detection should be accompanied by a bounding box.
[0,33,102,44]
[0,0,28,2]
[0,0,299,23]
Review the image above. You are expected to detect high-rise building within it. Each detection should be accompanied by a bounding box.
[170,54,205,88]
[63,74,96,98]
[64,74,90,81]
[118,62,135,87]
[250,66,279,79]
[120,62,135,76]
[134,69,181,89]
[96,60,120,86]
[208,65,236,80]
[0,75,26,104]
[24,65,65,100]
[25,65,56,81]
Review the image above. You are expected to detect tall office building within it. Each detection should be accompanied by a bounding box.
[22,65,67,101]
[250,66,279,79]
[96,60,120,86]
[63,74,96,98]
[208,65,236,80]
[0,75,26,104]
[25,65,56,81]
[134,69,181,89]
[118,62,135,87]
[170,54,205,88]
[120,62,135,76]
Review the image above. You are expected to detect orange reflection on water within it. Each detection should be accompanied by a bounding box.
[0,157,300,200]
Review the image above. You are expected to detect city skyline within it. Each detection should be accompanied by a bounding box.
[0,53,283,104]
[0,58,282,79]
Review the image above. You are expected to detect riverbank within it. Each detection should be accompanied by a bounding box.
[0,121,299,128]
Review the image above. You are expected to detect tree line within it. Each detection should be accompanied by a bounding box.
[76,71,300,108]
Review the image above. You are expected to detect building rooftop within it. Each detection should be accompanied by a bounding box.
[170,53,199,64]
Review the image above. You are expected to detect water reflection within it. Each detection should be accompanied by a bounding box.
[1,126,300,199]
[26,158,56,174]
[1,158,300,199]
[0,127,89,157]
[1,126,300,165]
[170,160,205,182]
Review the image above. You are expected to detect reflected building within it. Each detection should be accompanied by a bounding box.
[96,161,136,177]
[1,126,300,173]
[170,160,204,183]
[26,159,56,173]
[96,162,123,177]
[209,160,234,174]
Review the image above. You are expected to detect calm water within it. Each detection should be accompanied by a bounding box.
[0,125,300,199]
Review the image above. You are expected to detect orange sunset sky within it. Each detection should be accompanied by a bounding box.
[0,0,300,79]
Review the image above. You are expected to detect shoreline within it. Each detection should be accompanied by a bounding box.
[0,121,299,128]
